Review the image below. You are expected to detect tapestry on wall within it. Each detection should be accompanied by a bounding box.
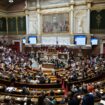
[8,17,17,35]
[17,16,26,35]
[0,17,7,35]
[90,10,105,34]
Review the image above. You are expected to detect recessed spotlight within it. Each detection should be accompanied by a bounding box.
[9,0,14,3]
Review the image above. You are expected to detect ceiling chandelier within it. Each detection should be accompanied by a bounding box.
[9,0,14,3]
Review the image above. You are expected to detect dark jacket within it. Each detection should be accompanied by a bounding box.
[68,97,80,105]
[38,94,45,105]
[82,93,94,105]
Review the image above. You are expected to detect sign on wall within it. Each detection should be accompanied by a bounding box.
[57,36,70,45]
[42,36,57,45]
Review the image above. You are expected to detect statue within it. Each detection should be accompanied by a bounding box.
[29,13,38,34]
[75,10,87,33]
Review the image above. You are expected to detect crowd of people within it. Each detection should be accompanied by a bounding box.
[0,44,58,85]
[35,80,105,105]
[1,44,105,85]
[0,41,105,105]
[56,54,105,82]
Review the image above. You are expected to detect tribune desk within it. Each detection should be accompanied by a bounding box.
[41,63,55,75]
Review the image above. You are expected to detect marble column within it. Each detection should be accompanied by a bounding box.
[87,2,91,34]
[100,40,103,54]
[70,0,74,44]
[37,0,40,9]
[25,0,29,35]
[70,5,74,34]
[25,0,29,44]
[37,0,41,43]
[25,10,29,43]
[87,2,91,45]
[87,34,91,45]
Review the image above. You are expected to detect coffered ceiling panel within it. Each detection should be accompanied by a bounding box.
[0,0,25,10]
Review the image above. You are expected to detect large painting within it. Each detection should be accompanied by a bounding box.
[0,17,7,35]
[17,16,26,35]
[42,13,69,33]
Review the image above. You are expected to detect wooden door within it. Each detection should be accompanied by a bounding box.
[13,41,20,53]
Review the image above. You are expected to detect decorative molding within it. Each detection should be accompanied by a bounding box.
[74,9,88,33]
[40,7,70,14]
[7,12,25,17]
[91,5,105,10]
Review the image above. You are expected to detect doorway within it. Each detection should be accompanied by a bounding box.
[12,40,22,52]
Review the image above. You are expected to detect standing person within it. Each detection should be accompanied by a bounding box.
[67,92,80,105]
[81,90,94,105]
[38,91,46,105]
[44,96,52,105]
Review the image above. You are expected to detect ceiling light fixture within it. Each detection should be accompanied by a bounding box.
[9,0,14,3]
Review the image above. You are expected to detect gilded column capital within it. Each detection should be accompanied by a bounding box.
[69,0,75,7]
[25,10,29,15]
[36,8,41,14]
[70,1,74,35]
[86,0,92,9]
[87,3,91,9]
[70,4,74,10]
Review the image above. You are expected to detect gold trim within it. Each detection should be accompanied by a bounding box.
[40,4,70,10]
[0,9,7,13]
[7,10,25,13]
[41,32,70,36]
[40,7,70,14]
[91,5,105,10]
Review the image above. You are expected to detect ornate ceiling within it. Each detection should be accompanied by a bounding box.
[0,0,105,10]
[0,0,105,5]
[0,0,25,10]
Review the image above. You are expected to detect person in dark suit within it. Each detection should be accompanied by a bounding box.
[27,98,31,105]
[22,87,30,95]
[39,76,46,84]
[81,90,94,105]
[67,92,80,105]
[38,91,46,105]
[50,90,55,96]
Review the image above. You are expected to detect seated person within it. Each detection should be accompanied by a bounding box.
[5,86,15,93]
[22,87,30,95]
[50,90,55,96]
[47,77,51,84]
[50,97,57,105]
[39,75,46,84]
